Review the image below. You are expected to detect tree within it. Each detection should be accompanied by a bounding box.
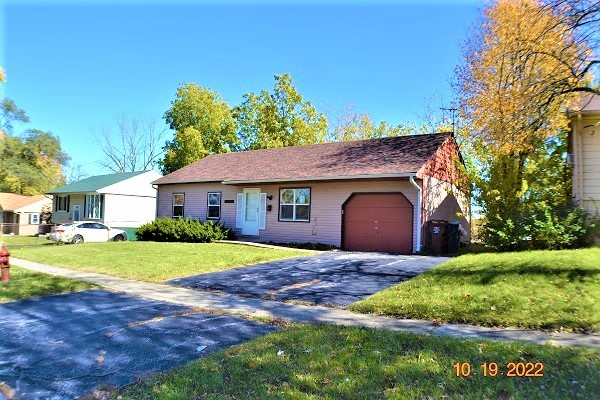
[0,129,69,195]
[456,0,598,249]
[0,66,29,135]
[162,84,237,174]
[162,126,209,173]
[327,103,415,141]
[544,0,600,84]
[1,99,30,134]
[93,113,166,173]
[234,74,327,150]
[458,0,596,156]
[66,163,89,184]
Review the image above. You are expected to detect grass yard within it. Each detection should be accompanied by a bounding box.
[351,248,600,332]
[0,265,96,303]
[10,241,312,283]
[0,234,51,247]
[121,324,599,400]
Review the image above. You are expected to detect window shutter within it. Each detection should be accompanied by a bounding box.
[100,195,105,219]
[259,193,267,230]
[83,195,87,219]
[54,198,57,212]
[28,214,32,224]
[67,195,70,212]
[235,193,244,229]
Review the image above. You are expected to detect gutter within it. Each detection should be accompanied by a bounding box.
[152,184,159,220]
[222,173,417,185]
[152,173,418,186]
[409,175,422,253]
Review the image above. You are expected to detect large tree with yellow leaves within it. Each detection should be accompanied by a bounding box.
[457,0,599,249]
[0,67,69,195]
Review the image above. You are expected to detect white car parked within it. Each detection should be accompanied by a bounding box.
[48,222,127,244]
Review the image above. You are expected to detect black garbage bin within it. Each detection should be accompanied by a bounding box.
[448,222,460,253]
[426,220,448,255]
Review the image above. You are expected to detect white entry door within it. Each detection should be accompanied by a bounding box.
[242,188,260,236]
[72,205,81,222]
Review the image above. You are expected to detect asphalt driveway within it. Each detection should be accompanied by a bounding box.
[169,252,449,307]
[0,290,276,399]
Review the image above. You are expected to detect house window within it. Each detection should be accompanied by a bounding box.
[173,193,185,218]
[279,188,310,222]
[29,214,40,224]
[57,196,68,212]
[207,192,221,219]
[85,194,103,219]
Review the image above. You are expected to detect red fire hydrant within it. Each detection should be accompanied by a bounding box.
[0,244,10,282]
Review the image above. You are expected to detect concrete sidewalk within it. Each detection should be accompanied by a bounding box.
[11,257,600,349]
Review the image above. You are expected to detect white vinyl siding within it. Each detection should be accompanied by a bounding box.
[571,114,600,215]
[102,194,156,228]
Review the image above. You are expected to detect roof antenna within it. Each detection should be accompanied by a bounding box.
[440,107,457,136]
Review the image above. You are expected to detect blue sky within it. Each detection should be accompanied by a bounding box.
[1,0,481,177]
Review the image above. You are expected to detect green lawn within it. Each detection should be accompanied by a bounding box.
[121,324,599,400]
[351,248,600,332]
[0,234,52,247]
[0,265,96,303]
[10,241,312,283]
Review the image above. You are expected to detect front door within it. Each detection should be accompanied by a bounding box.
[73,205,80,222]
[242,188,260,236]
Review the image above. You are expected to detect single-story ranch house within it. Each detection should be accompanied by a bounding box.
[47,170,161,237]
[154,132,471,253]
[0,193,52,235]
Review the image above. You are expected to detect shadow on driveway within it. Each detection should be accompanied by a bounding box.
[169,252,449,307]
[0,290,277,399]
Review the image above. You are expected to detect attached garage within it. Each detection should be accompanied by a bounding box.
[342,193,413,253]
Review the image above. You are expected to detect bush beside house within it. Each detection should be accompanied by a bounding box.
[135,218,233,243]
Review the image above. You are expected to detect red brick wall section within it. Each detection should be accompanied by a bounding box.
[417,137,464,185]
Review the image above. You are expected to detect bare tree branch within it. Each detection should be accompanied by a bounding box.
[93,113,167,173]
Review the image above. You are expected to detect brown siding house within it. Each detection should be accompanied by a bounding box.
[153,132,471,253]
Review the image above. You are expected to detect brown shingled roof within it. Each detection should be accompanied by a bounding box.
[0,193,48,211]
[154,133,453,185]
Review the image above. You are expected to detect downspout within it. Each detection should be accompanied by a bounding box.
[409,175,422,253]
[152,184,159,219]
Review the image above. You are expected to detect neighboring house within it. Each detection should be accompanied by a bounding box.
[569,93,600,216]
[154,133,470,253]
[0,193,52,235]
[46,171,162,237]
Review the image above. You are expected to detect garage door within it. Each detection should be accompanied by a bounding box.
[343,193,413,253]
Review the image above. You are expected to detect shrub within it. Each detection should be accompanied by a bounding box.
[480,204,597,251]
[530,204,591,249]
[135,218,233,243]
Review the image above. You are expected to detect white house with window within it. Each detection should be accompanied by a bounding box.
[47,171,161,238]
